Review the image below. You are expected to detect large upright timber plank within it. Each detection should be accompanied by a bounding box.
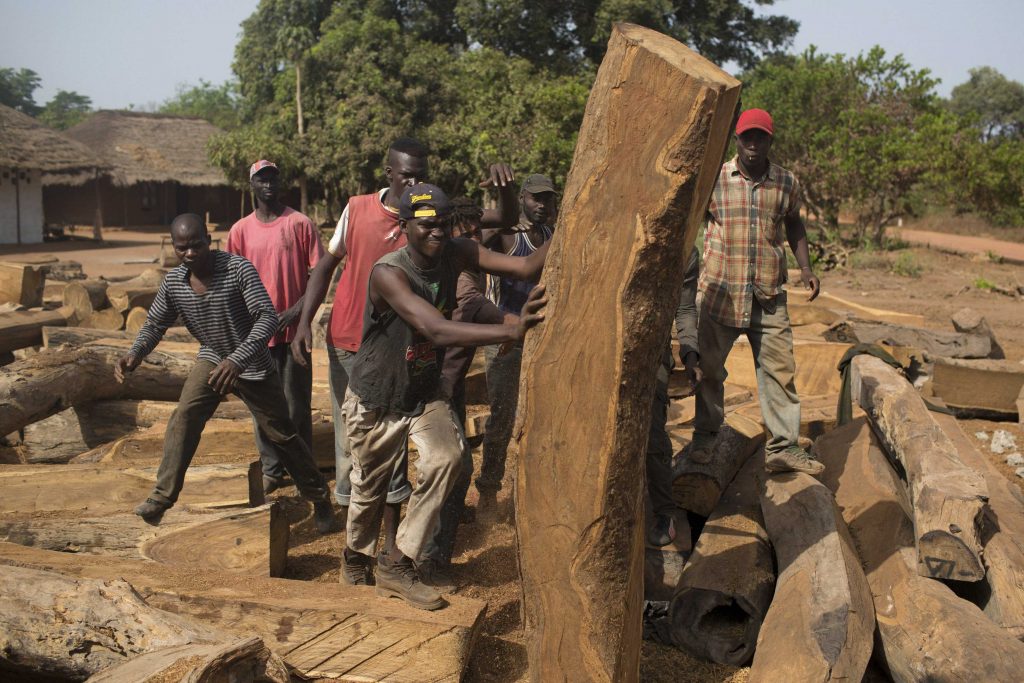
[512,23,740,683]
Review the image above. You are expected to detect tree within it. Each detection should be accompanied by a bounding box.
[949,66,1024,141]
[160,80,240,130]
[0,67,42,115]
[38,90,92,130]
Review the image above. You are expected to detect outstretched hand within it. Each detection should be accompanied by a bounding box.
[479,163,514,189]
[516,285,548,340]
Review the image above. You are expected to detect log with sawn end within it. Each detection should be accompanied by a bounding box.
[106,268,165,313]
[0,260,47,307]
[670,450,774,666]
[850,354,988,581]
[750,471,874,683]
[61,278,109,319]
[124,305,149,334]
[42,324,194,347]
[82,307,124,330]
[827,318,991,359]
[0,337,195,435]
[815,419,1024,680]
[931,356,1024,419]
[512,23,740,683]
[0,306,78,354]
[671,411,765,517]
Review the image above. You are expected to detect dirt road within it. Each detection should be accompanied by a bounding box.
[892,228,1024,265]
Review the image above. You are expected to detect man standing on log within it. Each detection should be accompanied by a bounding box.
[477,174,557,516]
[116,214,334,530]
[692,109,823,474]
[340,184,548,610]
[226,160,323,496]
[291,138,518,555]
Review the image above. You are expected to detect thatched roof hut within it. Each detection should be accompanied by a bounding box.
[0,104,102,175]
[64,110,228,186]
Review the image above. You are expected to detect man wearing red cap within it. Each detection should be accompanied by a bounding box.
[691,108,824,474]
[226,160,326,496]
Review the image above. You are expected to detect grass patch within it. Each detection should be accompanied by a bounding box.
[848,250,890,270]
[974,277,997,291]
[890,252,923,278]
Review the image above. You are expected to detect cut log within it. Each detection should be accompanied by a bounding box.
[43,324,194,347]
[512,23,740,683]
[725,339,850,396]
[83,307,125,330]
[666,382,752,426]
[0,305,77,353]
[952,306,1005,359]
[670,450,774,666]
[815,419,1024,680]
[86,636,289,683]
[826,318,991,359]
[124,305,149,334]
[62,278,109,319]
[931,357,1024,419]
[671,411,765,516]
[0,541,487,682]
[934,411,1024,639]
[851,354,989,581]
[789,289,926,326]
[788,302,842,326]
[0,260,47,307]
[643,507,692,602]
[751,471,874,683]
[0,338,196,435]
[106,268,165,313]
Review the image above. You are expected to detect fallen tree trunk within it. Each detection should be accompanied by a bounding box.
[86,636,289,683]
[62,278,109,319]
[125,306,148,334]
[512,23,740,683]
[931,357,1024,419]
[0,338,196,435]
[751,472,874,683]
[0,306,77,354]
[670,450,774,666]
[43,324,194,347]
[816,419,1024,680]
[934,411,1024,639]
[827,318,991,359]
[83,307,125,330]
[851,354,989,581]
[106,269,165,313]
[671,411,765,516]
[0,261,47,307]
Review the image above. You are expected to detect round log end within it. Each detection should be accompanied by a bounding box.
[670,588,763,666]
[918,530,986,581]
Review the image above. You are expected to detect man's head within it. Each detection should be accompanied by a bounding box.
[520,174,557,226]
[451,197,483,241]
[734,109,774,171]
[249,159,281,206]
[385,137,429,205]
[170,213,212,271]
[399,183,453,260]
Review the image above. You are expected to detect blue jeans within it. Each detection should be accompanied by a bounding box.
[327,345,411,506]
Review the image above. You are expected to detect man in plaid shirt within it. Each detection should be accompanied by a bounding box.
[692,108,823,474]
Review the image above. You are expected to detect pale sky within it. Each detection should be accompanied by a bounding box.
[1,0,1021,110]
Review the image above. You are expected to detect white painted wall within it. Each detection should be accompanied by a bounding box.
[0,168,44,244]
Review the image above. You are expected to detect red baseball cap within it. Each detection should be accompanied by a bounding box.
[735,109,774,136]
[249,159,278,179]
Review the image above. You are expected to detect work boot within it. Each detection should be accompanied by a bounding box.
[765,446,825,476]
[687,433,717,465]
[417,558,456,593]
[647,513,676,548]
[263,474,291,495]
[376,553,446,611]
[313,500,338,534]
[134,498,170,525]
[340,547,373,586]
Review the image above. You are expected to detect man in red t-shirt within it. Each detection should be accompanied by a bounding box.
[227,160,325,497]
[293,137,518,557]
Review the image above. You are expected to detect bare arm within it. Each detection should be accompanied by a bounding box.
[479,163,518,230]
[452,237,550,282]
[291,251,343,363]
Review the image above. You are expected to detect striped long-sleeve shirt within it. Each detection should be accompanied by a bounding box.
[129,250,279,380]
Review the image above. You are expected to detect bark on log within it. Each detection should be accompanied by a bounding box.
[671,412,765,516]
[826,318,991,359]
[750,472,874,683]
[512,23,740,683]
[0,306,77,353]
[670,450,774,666]
[62,278,110,318]
[43,324,194,347]
[850,355,989,581]
[86,636,290,683]
[952,306,1005,359]
[83,307,125,330]
[125,305,148,334]
[934,411,1024,639]
[815,419,1024,680]
[931,357,1024,419]
[107,269,164,313]
[0,261,47,307]
[0,339,196,434]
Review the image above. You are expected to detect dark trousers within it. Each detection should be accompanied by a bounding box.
[150,360,329,506]
[646,358,676,515]
[477,343,522,493]
[255,344,313,481]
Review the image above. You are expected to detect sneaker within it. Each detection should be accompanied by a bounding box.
[313,500,338,534]
[376,553,446,610]
[340,547,373,586]
[263,474,291,495]
[134,498,170,525]
[417,558,456,593]
[688,434,717,465]
[647,513,676,548]
[765,447,825,476]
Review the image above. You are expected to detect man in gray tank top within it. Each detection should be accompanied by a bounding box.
[342,183,550,610]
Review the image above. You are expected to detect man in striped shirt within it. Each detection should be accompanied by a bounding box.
[116,214,334,530]
[692,109,824,475]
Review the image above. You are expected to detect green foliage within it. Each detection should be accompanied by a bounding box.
[160,80,240,130]
[37,90,92,130]
[890,251,922,278]
[974,277,996,291]
[0,67,42,115]
[949,66,1024,141]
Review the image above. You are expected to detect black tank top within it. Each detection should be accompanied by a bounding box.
[349,244,458,416]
